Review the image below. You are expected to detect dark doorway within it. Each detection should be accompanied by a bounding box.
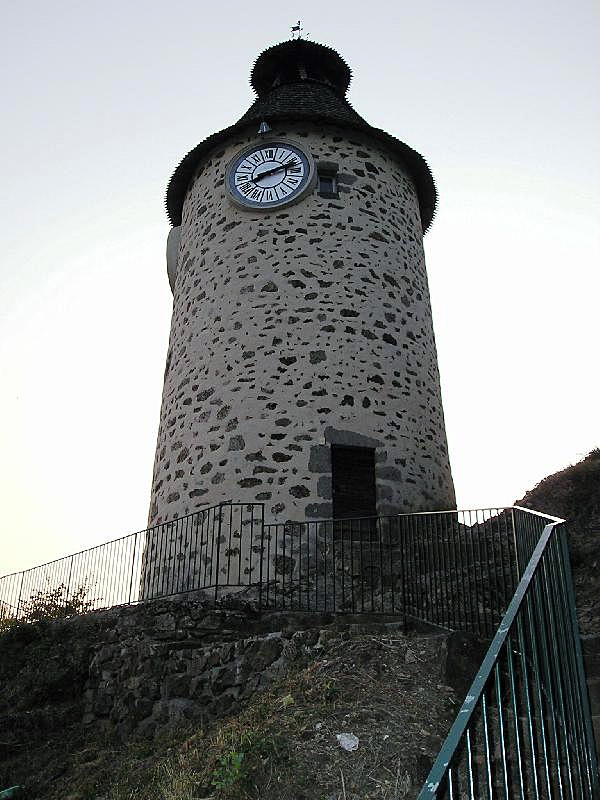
[331,445,377,520]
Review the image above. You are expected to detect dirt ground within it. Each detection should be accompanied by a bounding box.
[2,629,458,800]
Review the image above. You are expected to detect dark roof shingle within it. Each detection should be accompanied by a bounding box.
[166,41,437,232]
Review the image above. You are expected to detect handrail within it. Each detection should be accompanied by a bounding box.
[0,506,527,627]
[0,528,146,578]
[512,504,565,523]
[0,502,265,620]
[418,517,599,799]
[1,505,242,581]
[0,507,573,629]
[418,522,558,797]
[3,504,596,792]
[0,506,512,583]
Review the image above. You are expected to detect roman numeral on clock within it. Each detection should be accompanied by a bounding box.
[228,142,311,207]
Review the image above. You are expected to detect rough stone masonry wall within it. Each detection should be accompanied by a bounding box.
[148,120,454,543]
[0,597,452,744]
[84,599,317,740]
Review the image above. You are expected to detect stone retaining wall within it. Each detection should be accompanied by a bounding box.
[0,596,464,749]
[74,598,416,740]
[84,599,325,739]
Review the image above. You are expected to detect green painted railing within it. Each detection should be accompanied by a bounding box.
[418,510,599,799]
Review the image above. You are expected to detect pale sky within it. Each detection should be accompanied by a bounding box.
[1,0,598,577]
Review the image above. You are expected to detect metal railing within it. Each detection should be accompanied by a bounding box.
[262,508,517,636]
[140,503,265,601]
[0,530,145,622]
[0,503,265,621]
[2,504,597,794]
[418,512,599,799]
[2,506,518,635]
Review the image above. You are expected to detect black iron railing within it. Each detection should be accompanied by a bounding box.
[418,511,599,799]
[140,503,265,602]
[0,530,145,622]
[262,508,517,636]
[2,505,518,634]
[0,503,266,620]
[2,504,597,792]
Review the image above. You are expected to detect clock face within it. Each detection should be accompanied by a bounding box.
[226,140,314,209]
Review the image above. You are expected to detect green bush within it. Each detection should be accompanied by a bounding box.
[212,750,245,789]
[20,582,94,622]
[1,582,95,635]
[0,615,18,635]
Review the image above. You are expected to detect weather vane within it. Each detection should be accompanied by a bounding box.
[291,20,303,39]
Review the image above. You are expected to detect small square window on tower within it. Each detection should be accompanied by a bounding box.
[317,160,339,198]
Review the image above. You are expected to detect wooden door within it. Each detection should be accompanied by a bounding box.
[331,445,377,520]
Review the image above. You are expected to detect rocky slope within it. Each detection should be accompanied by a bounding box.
[1,450,597,799]
[0,606,476,800]
[516,448,600,635]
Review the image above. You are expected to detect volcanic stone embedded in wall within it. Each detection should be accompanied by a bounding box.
[78,597,331,739]
[146,119,456,595]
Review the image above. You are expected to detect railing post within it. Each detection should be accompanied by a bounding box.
[16,570,25,621]
[66,554,74,602]
[511,506,520,579]
[258,504,265,611]
[214,503,224,605]
[400,518,408,635]
[128,531,139,605]
[559,524,600,790]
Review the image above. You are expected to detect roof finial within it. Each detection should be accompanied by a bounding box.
[291,20,303,39]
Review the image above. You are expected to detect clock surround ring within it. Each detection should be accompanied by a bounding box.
[225,138,316,211]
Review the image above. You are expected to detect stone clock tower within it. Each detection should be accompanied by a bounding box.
[148,39,455,535]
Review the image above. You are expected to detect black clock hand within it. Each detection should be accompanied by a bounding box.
[253,159,300,181]
[254,161,298,180]
[253,164,285,180]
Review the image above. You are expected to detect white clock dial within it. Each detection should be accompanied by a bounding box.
[226,140,314,209]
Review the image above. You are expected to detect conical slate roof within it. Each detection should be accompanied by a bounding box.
[166,40,437,231]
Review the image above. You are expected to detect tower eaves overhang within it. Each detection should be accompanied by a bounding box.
[165,41,438,232]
